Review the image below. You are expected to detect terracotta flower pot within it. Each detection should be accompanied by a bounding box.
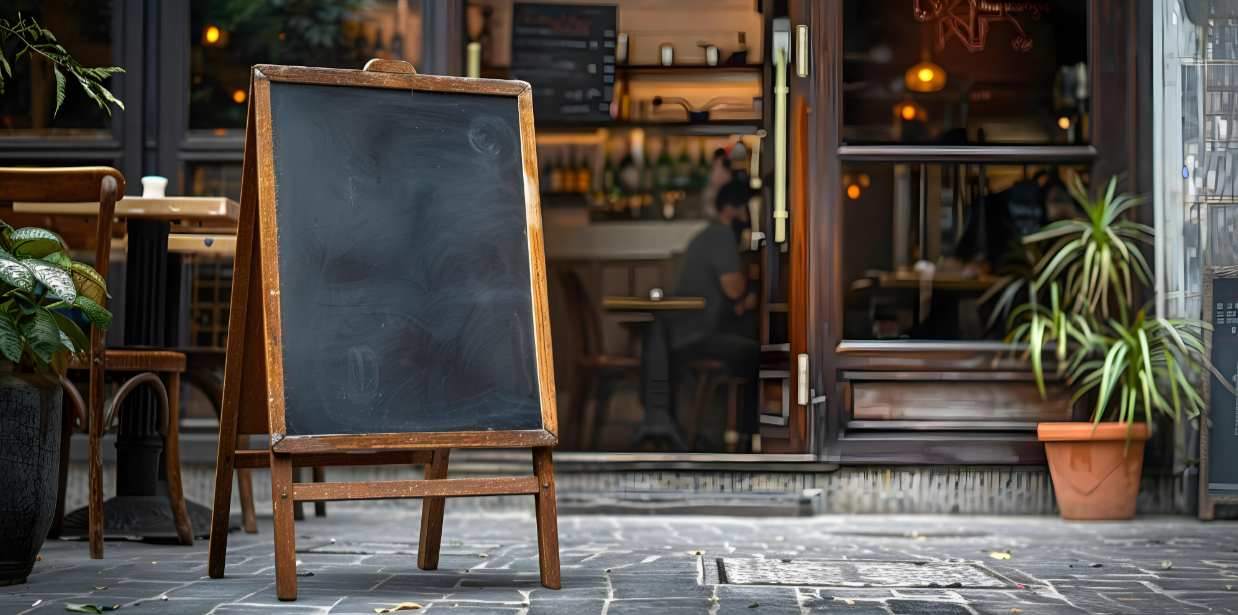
[1038,422,1149,520]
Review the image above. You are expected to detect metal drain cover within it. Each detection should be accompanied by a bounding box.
[717,558,1012,588]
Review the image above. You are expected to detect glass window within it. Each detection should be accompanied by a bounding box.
[841,163,1088,340]
[842,0,1089,145]
[0,0,114,137]
[185,161,243,200]
[189,0,422,132]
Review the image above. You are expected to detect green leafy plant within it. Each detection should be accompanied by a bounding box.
[0,13,125,115]
[1002,175,1232,449]
[0,219,111,375]
[1007,284,1208,434]
[1019,174,1154,322]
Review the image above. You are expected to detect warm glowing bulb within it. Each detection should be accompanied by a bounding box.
[232,90,247,104]
[901,105,916,121]
[205,26,220,43]
[858,173,871,188]
[1058,116,1070,130]
[918,68,934,82]
[847,184,861,199]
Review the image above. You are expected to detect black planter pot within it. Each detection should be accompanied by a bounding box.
[0,372,63,586]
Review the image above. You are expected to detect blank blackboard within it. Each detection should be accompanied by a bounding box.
[1208,277,1238,490]
[265,79,544,437]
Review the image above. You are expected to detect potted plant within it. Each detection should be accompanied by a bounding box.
[0,221,112,586]
[1005,174,1220,520]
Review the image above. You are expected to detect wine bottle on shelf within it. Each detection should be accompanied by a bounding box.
[373,27,388,60]
[696,138,711,189]
[641,148,655,194]
[602,146,615,194]
[655,137,673,191]
[675,138,693,189]
[577,150,592,193]
[550,150,564,193]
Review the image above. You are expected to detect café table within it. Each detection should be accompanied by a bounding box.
[601,295,704,452]
[14,195,239,539]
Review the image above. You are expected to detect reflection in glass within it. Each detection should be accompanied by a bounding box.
[843,0,1089,145]
[0,0,113,136]
[842,163,1088,340]
[189,0,422,130]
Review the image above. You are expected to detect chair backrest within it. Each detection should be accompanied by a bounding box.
[558,270,602,359]
[0,166,123,286]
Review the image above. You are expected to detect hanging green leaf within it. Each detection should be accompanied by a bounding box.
[71,262,108,303]
[9,227,63,259]
[20,308,62,364]
[51,310,89,354]
[0,250,35,291]
[52,64,65,116]
[0,15,125,116]
[0,312,23,363]
[70,261,108,292]
[74,296,112,331]
[42,250,72,270]
[27,261,76,306]
[11,292,38,314]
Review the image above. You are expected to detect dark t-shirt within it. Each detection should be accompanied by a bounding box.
[671,221,741,349]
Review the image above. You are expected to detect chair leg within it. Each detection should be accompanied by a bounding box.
[725,378,743,453]
[88,369,104,559]
[579,372,601,450]
[236,435,258,533]
[312,467,326,517]
[48,398,74,539]
[162,372,194,546]
[417,449,450,570]
[684,370,711,450]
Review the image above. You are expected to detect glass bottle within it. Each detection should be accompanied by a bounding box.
[550,150,564,193]
[577,150,592,193]
[602,146,616,193]
[655,137,673,191]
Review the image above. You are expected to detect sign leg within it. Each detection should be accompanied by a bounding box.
[417,448,450,570]
[532,446,561,589]
[271,453,298,600]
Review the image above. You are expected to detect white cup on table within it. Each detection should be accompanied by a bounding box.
[141,176,168,198]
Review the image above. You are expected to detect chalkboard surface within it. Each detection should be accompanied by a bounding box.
[1209,277,1238,491]
[509,3,617,124]
[267,80,543,437]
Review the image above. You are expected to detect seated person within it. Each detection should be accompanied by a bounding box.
[668,181,760,451]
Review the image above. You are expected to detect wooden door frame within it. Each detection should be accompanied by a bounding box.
[804,0,1142,464]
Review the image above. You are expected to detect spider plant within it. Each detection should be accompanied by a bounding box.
[1019,174,1154,323]
[1006,281,1231,450]
[979,242,1044,333]
[0,220,112,375]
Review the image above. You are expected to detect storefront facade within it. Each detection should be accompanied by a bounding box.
[2,1,1166,474]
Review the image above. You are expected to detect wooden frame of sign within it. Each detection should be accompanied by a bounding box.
[206,59,560,600]
[1200,265,1238,519]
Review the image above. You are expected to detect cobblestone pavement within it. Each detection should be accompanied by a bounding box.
[4,510,1238,614]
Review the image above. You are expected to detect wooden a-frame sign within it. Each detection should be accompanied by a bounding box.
[206,59,560,601]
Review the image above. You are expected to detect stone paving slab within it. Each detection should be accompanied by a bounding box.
[3,511,1238,614]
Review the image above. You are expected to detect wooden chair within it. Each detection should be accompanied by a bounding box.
[559,271,640,450]
[0,167,193,558]
[683,360,745,452]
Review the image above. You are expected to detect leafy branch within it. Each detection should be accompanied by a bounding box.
[0,13,124,116]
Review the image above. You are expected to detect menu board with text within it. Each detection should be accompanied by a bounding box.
[1209,278,1238,491]
[509,3,617,124]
